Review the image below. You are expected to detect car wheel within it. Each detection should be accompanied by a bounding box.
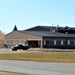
[12,49,17,51]
[23,49,25,50]
[15,49,17,51]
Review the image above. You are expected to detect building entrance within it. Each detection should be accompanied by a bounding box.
[28,41,38,48]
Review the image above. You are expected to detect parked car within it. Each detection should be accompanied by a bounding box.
[11,44,29,51]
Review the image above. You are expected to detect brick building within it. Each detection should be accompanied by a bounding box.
[5,25,75,49]
[0,30,4,48]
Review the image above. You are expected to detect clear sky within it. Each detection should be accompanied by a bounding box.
[0,0,75,34]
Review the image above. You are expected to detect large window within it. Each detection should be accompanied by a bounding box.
[46,41,50,45]
[54,40,56,45]
[61,40,63,45]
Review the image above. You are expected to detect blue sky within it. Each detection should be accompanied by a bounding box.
[0,0,75,34]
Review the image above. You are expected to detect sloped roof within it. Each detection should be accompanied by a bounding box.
[25,25,75,31]
[25,25,75,36]
[6,25,75,38]
[25,26,57,31]
[21,31,75,38]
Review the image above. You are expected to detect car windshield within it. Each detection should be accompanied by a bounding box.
[15,44,19,47]
[15,44,23,47]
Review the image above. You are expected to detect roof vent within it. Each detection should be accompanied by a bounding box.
[64,26,69,29]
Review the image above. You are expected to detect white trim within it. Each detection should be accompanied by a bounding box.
[54,40,56,45]
[61,40,63,45]
[4,40,6,44]
[13,40,15,45]
[44,40,46,45]
[38,41,41,45]
[19,40,22,44]
[74,40,75,45]
[68,40,70,45]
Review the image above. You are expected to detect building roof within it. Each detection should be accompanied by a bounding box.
[25,25,75,34]
[25,26,57,31]
[6,25,75,38]
[21,31,75,38]
[22,25,75,38]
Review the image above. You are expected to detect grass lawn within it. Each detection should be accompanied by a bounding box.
[0,52,75,63]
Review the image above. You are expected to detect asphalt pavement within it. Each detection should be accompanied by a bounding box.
[0,49,31,54]
[0,60,75,75]
[0,49,75,75]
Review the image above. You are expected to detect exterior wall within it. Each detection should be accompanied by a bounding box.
[5,31,42,47]
[5,30,75,49]
[0,31,4,48]
[43,37,75,49]
[6,31,42,40]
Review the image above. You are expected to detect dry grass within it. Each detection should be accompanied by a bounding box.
[0,52,75,63]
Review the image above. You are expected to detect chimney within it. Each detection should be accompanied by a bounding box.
[56,25,59,29]
[52,23,54,27]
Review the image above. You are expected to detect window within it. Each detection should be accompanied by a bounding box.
[54,40,56,45]
[46,41,50,45]
[61,40,63,45]
[68,40,70,45]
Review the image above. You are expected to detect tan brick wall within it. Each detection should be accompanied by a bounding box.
[6,31,42,40]
[5,31,42,47]
[0,31,4,48]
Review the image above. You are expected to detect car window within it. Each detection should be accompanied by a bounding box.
[14,44,23,47]
[15,44,18,47]
[19,45,23,47]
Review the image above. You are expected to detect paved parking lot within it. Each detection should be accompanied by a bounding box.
[0,48,28,54]
[0,48,40,54]
[0,60,75,75]
[0,48,75,54]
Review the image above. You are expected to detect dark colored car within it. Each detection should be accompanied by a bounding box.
[11,44,29,51]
